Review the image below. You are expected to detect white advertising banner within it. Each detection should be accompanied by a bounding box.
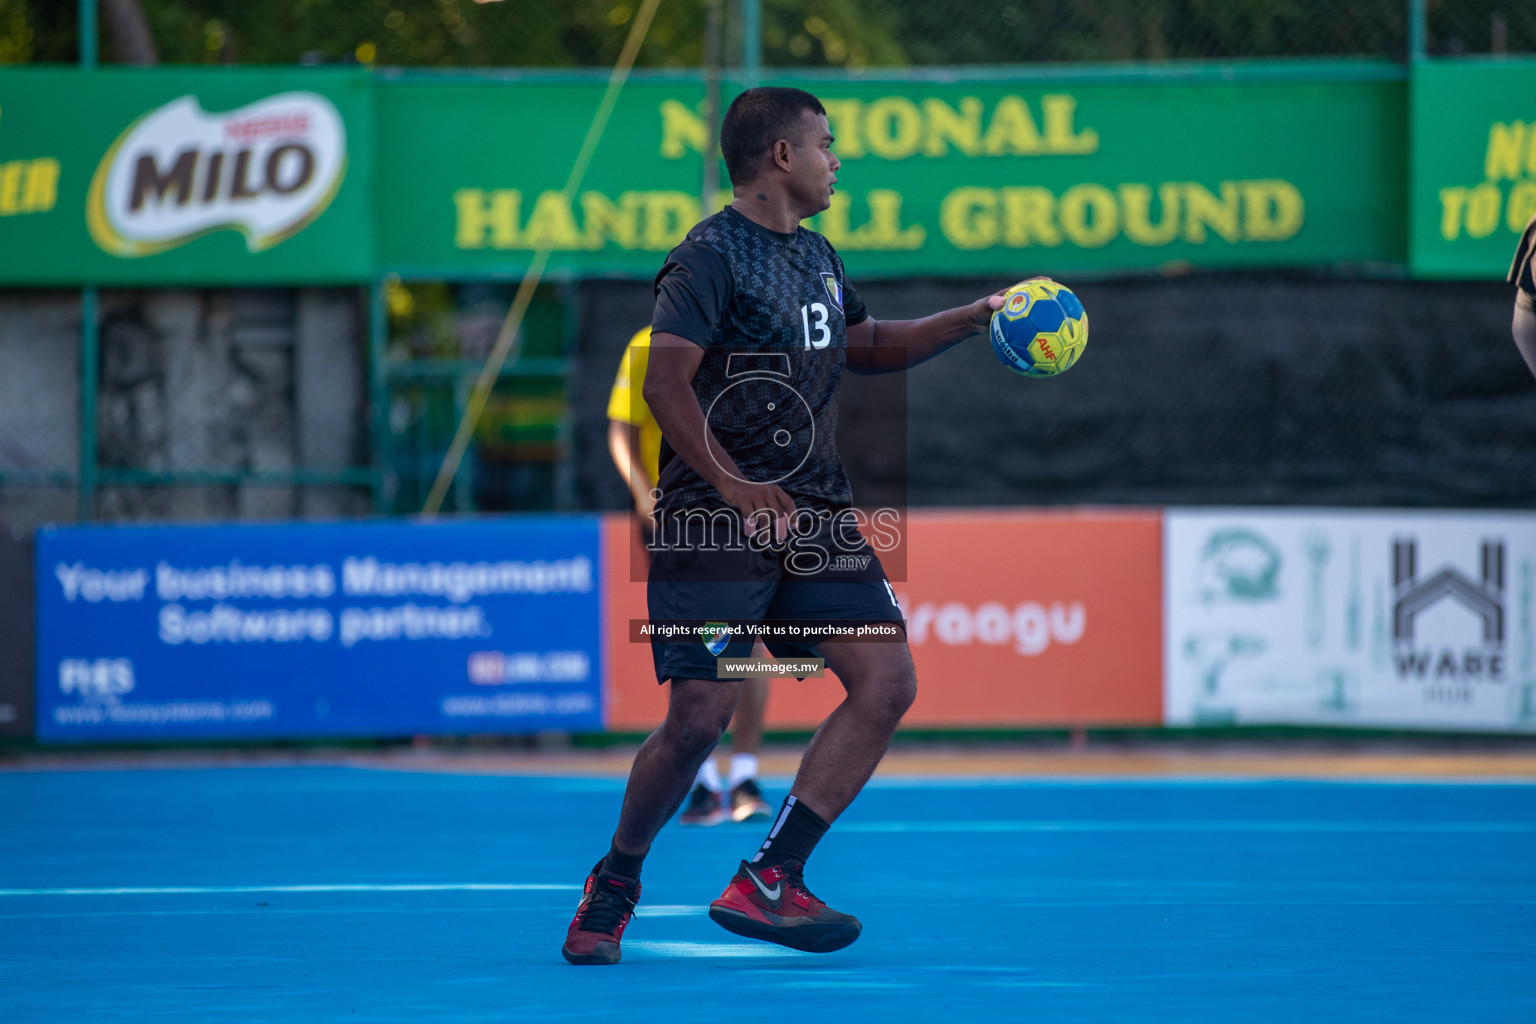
[1165,509,1536,732]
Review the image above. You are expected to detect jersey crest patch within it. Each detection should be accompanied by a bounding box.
[820,273,843,311]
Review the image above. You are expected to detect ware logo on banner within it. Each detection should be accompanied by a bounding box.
[35,519,602,740]
[1165,510,1536,732]
[87,91,347,257]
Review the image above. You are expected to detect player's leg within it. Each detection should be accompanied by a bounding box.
[616,677,742,850]
[707,640,913,953]
[726,648,772,821]
[777,639,915,821]
[563,676,739,964]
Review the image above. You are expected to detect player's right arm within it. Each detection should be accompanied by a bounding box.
[643,334,795,541]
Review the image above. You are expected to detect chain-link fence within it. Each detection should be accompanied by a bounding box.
[3,1,1533,67]
[0,287,374,530]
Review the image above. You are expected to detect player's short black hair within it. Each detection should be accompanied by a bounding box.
[720,87,827,186]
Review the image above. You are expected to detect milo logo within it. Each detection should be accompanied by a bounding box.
[87,92,346,257]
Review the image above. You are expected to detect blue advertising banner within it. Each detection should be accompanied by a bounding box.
[34,517,603,741]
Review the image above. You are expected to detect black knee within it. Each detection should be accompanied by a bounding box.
[888,665,918,721]
[661,701,733,763]
[852,664,917,729]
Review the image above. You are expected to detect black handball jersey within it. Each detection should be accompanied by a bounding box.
[651,206,869,512]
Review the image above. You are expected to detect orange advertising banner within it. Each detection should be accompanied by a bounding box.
[602,509,1163,731]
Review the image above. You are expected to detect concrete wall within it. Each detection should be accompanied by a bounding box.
[0,287,369,529]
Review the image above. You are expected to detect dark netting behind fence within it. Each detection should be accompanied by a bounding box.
[6,1,1534,68]
[570,273,1536,513]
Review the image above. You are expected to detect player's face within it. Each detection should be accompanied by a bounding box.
[788,111,839,217]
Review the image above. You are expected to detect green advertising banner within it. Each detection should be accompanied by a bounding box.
[0,66,1414,284]
[0,68,372,285]
[1411,59,1536,279]
[378,71,1406,280]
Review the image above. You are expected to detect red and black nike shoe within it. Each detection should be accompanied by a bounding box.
[561,860,641,965]
[708,859,861,953]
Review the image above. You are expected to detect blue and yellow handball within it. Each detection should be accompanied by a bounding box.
[989,279,1088,378]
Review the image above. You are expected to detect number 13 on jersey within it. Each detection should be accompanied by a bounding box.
[800,303,830,350]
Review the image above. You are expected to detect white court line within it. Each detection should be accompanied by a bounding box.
[0,883,580,898]
[839,820,1536,833]
[626,941,801,958]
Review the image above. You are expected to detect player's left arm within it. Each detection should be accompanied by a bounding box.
[845,281,1048,374]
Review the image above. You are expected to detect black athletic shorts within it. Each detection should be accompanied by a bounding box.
[646,510,905,684]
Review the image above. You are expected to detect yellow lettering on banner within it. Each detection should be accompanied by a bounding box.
[1510,181,1536,232]
[940,186,997,249]
[941,178,1304,252]
[981,96,1044,155]
[1059,183,1118,247]
[1120,182,1180,246]
[863,97,923,160]
[822,99,865,158]
[1439,186,1467,241]
[1485,121,1527,182]
[1001,187,1060,247]
[1182,181,1241,243]
[1240,179,1305,241]
[454,188,521,249]
[522,191,583,249]
[1465,182,1501,239]
[659,100,706,159]
[22,158,58,213]
[0,161,21,215]
[641,191,700,250]
[922,97,983,157]
[1041,95,1098,154]
[860,189,925,248]
[814,190,924,249]
[581,191,641,250]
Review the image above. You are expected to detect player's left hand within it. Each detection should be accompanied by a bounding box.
[968,277,1056,330]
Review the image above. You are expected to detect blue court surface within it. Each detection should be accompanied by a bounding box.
[2,764,1532,1023]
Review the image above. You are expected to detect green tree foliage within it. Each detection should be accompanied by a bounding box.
[1,1,1531,67]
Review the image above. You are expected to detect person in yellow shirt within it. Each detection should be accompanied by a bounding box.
[607,326,772,824]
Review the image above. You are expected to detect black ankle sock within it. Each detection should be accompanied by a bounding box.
[751,795,829,869]
[603,840,645,880]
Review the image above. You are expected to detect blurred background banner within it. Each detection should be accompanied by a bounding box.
[34,517,602,740]
[1411,60,1536,279]
[0,68,374,285]
[2,1,1535,738]
[1165,509,1536,732]
[603,509,1164,730]
[410,73,1404,277]
[0,67,1407,282]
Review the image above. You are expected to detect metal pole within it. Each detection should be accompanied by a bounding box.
[1408,0,1426,60]
[79,1,97,521]
[703,0,723,211]
[79,288,98,522]
[741,0,761,83]
[369,280,389,514]
[79,0,97,68]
